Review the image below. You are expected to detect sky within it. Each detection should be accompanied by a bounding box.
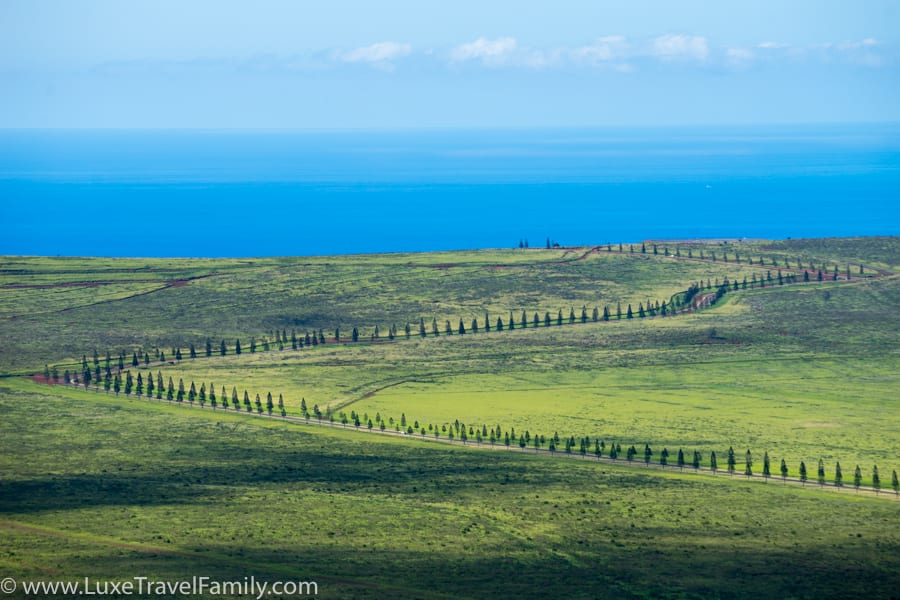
[1,0,899,128]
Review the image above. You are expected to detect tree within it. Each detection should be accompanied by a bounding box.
[644,444,652,465]
[893,470,899,496]
[266,392,274,415]
[189,343,197,359]
[691,450,700,470]
[872,465,880,493]
[508,311,515,330]
[206,338,212,357]
[834,462,843,487]
[188,381,196,404]
[335,327,340,343]
[432,318,439,336]
[209,384,216,408]
[177,378,185,402]
[744,449,753,477]
[818,459,826,485]
[727,446,736,474]
[853,465,862,492]
[198,383,206,406]
[677,448,685,470]
[244,391,252,413]
[626,304,633,319]
[472,318,479,333]
[235,339,242,354]
[458,319,466,335]
[496,316,504,331]
[419,318,426,337]
[710,451,717,472]
[602,306,610,321]
[220,339,227,356]
[545,312,551,327]
[156,372,164,399]
[763,451,771,480]
[352,327,359,342]
[592,307,599,322]
[255,393,263,414]
[799,461,808,485]
[660,447,669,466]
[780,458,788,482]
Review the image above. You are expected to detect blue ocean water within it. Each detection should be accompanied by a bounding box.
[1,125,898,257]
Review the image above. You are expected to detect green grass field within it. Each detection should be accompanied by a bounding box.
[1,237,898,598]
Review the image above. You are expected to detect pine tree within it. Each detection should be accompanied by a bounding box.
[278,393,285,417]
[458,318,466,335]
[188,381,196,404]
[484,312,491,332]
[352,327,359,342]
[220,339,227,356]
[592,307,599,322]
[763,451,771,480]
[780,458,788,481]
[834,462,843,487]
[892,470,899,496]
[853,465,862,491]
[744,449,753,477]
[727,446,736,473]
[508,311,515,330]
[232,387,239,410]
[255,393,263,414]
[818,459,826,485]
[799,461,808,485]
[244,391,252,412]
[557,309,563,326]
[266,392,274,415]
[626,304,633,319]
[235,339,242,354]
[198,383,206,406]
[190,343,197,359]
[872,465,880,493]
[677,448,685,469]
[710,451,717,472]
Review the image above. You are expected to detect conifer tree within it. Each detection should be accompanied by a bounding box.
[710,451,717,472]
[745,449,753,477]
[817,459,826,485]
[872,465,880,493]
[853,465,862,491]
[220,339,227,356]
[834,462,843,487]
[763,451,771,480]
[780,458,788,481]
[799,461,807,485]
[266,392,274,415]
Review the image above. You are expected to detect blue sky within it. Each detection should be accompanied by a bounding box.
[2,0,898,128]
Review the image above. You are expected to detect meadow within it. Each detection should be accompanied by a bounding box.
[1,380,899,599]
[1,236,898,598]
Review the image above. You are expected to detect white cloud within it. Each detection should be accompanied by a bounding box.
[339,41,412,64]
[571,36,628,64]
[652,34,709,61]
[757,41,789,49]
[838,38,879,50]
[727,48,754,62]
[450,37,517,64]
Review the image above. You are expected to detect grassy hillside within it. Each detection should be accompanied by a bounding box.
[2,381,898,600]
[1,237,897,598]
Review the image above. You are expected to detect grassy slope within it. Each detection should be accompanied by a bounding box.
[4,240,888,373]
[1,237,898,598]
[1,380,898,600]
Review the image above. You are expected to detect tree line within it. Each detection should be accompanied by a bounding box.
[314,408,900,495]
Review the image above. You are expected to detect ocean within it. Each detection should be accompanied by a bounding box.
[1,125,898,257]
